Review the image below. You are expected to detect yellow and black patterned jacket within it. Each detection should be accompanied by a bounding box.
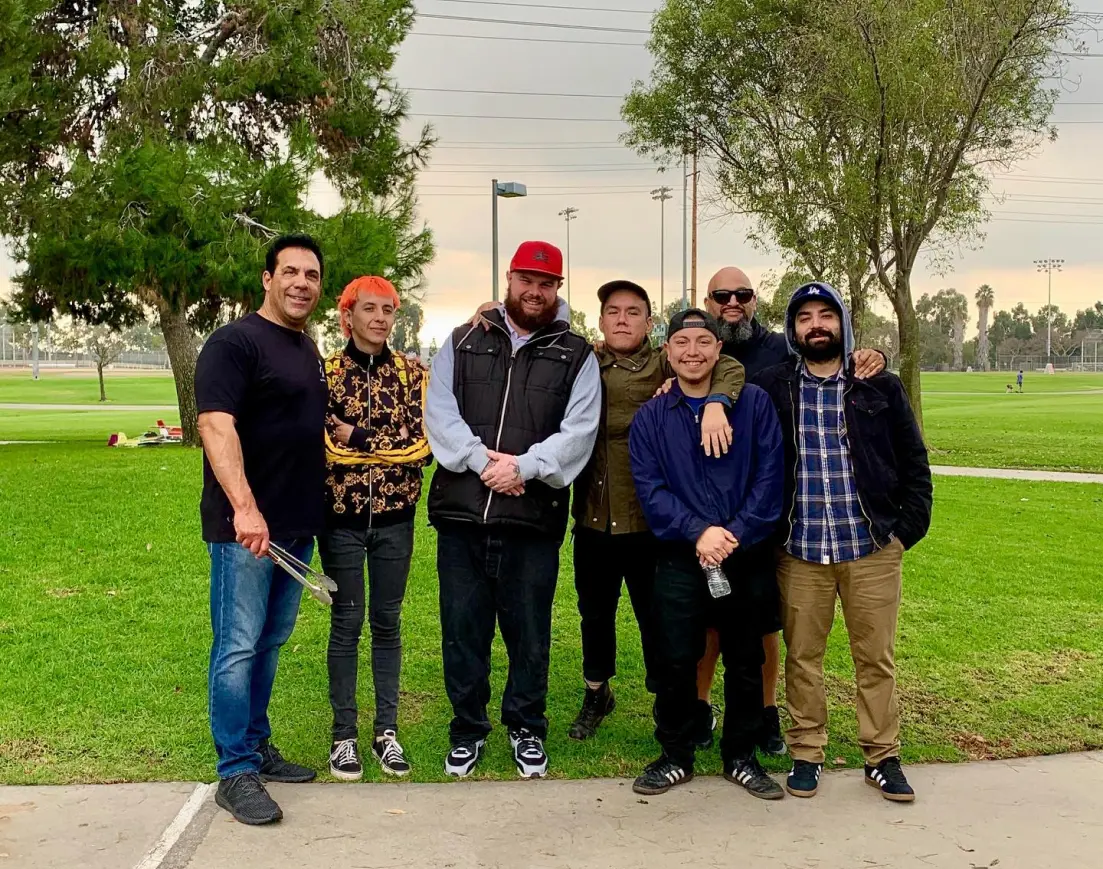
[324,341,431,528]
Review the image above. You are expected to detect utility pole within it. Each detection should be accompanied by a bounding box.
[691,135,699,307]
[558,207,579,313]
[651,186,673,328]
[1034,258,1064,360]
[681,153,688,311]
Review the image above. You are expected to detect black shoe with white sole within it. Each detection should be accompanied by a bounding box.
[444,740,485,778]
[329,738,363,781]
[509,729,548,778]
[568,682,616,740]
[257,740,316,783]
[694,702,720,750]
[865,757,915,802]
[216,773,283,825]
[632,755,694,795]
[786,760,823,797]
[372,730,411,777]
[724,755,785,800]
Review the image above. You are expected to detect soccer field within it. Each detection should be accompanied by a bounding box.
[1,384,1101,785]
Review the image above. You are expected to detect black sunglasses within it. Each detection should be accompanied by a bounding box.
[710,288,755,305]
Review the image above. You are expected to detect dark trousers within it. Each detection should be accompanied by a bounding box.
[652,543,770,768]
[573,527,660,692]
[436,522,560,742]
[318,521,415,740]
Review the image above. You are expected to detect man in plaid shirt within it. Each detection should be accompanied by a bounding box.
[753,282,932,804]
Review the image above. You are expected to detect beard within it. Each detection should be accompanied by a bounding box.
[797,329,844,363]
[718,317,754,346]
[504,291,558,332]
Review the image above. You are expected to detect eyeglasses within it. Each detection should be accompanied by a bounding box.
[710,288,755,305]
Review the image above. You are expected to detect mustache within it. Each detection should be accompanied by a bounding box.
[804,329,836,340]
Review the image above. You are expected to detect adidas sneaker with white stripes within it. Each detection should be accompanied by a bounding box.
[724,755,785,800]
[633,755,694,795]
[786,759,824,797]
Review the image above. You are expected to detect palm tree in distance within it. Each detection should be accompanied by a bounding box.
[975,284,995,371]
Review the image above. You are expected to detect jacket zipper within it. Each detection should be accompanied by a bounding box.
[842,380,881,548]
[367,355,374,529]
[481,322,570,523]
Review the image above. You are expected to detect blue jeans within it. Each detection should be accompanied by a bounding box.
[207,538,312,779]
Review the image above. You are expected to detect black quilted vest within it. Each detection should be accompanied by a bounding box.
[427,309,591,538]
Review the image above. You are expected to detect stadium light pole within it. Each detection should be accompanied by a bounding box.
[558,206,579,313]
[491,179,528,302]
[651,186,673,330]
[1034,257,1064,359]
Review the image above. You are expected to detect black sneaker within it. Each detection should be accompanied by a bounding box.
[509,729,548,779]
[633,755,694,795]
[444,739,485,778]
[329,738,362,781]
[372,730,411,777]
[786,760,823,797]
[568,682,616,740]
[257,739,316,783]
[724,755,785,800]
[759,705,788,756]
[215,773,283,825]
[865,757,915,802]
[694,702,720,750]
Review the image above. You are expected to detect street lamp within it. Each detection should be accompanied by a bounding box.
[651,186,673,330]
[558,207,579,312]
[492,178,528,302]
[1034,258,1064,359]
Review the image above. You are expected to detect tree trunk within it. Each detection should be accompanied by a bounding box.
[157,303,200,447]
[847,268,867,349]
[977,307,990,371]
[890,273,924,435]
[952,312,964,371]
[97,361,107,402]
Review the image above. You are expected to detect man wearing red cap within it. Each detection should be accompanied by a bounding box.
[425,241,601,780]
[319,276,431,783]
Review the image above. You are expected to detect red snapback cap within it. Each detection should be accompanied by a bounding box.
[509,241,564,280]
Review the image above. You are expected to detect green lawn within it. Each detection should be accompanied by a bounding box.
[1,436,1100,785]
[0,368,177,405]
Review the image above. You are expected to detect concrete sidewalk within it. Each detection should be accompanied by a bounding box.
[931,465,1103,484]
[2,753,1100,869]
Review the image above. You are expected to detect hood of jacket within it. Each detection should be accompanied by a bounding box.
[784,281,855,361]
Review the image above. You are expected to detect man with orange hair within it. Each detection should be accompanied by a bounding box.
[319,275,431,781]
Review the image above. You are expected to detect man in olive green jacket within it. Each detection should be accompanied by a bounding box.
[568,280,745,740]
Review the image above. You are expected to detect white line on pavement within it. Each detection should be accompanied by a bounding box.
[132,782,215,869]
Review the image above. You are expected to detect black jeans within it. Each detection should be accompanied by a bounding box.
[436,522,560,743]
[318,521,415,740]
[652,542,770,769]
[573,527,660,692]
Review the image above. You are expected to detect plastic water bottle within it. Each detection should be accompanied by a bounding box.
[705,564,731,599]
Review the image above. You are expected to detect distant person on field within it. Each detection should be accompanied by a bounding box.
[320,276,431,782]
[1017,368,1024,392]
[195,234,328,826]
[753,282,932,802]
[698,266,888,757]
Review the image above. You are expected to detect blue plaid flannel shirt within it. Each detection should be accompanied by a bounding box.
[785,365,877,565]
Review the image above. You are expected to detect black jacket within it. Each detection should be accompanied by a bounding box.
[427,310,591,538]
[722,318,795,380]
[751,362,933,551]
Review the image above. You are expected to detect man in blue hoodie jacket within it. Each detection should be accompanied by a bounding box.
[753,283,931,803]
[629,308,786,801]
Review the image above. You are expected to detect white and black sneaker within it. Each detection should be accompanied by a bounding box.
[329,738,363,781]
[444,739,485,778]
[633,755,693,795]
[372,730,411,777]
[509,729,548,779]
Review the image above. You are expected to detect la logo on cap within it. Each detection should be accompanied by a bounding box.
[533,250,549,262]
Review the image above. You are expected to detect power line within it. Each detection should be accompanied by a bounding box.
[432,143,627,150]
[428,161,653,168]
[425,0,654,14]
[423,166,663,173]
[410,30,645,47]
[409,86,624,99]
[417,12,650,33]
[410,112,624,122]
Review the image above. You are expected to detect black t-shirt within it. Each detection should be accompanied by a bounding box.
[195,313,328,543]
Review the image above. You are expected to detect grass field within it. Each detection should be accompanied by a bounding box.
[4,368,1101,471]
[1,425,1101,785]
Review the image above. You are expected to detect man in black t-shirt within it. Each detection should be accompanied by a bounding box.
[195,233,328,826]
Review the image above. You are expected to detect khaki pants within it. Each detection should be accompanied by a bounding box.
[778,540,904,766]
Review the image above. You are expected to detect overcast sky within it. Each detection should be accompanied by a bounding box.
[5,0,1103,346]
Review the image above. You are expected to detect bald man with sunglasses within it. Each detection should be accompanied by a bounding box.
[699,267,886,759]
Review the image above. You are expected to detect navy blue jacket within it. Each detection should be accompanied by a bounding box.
[628,381,784,548]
